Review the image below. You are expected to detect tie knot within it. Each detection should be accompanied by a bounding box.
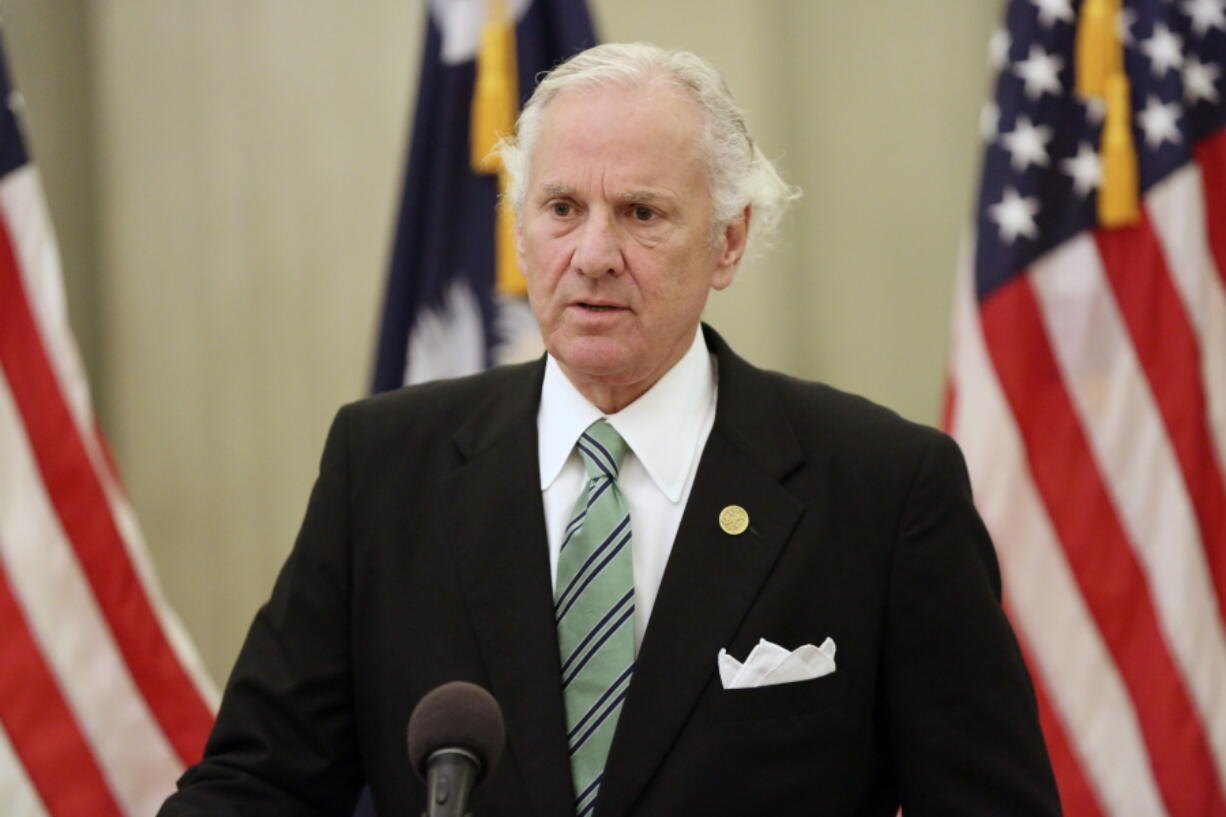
[576,420,629,481]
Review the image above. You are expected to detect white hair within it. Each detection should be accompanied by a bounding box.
[501,42,800,251]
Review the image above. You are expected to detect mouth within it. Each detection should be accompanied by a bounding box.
[574,301,624,312]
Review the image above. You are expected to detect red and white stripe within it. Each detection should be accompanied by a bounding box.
[0,163,216,815]
[946,128,1226,816]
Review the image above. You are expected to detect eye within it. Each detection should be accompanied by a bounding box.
[550,201,573,217]
[631,205,656,222]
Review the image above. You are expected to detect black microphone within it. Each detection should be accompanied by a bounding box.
[406,681,506,817]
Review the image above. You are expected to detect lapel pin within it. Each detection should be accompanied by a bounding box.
[719,505,749,535]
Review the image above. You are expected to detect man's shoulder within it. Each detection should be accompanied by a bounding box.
[736,363,946,456]
[708,325,946,463]
[720,359,968,517]
[332,359,542,445]
[754,363,931,428]
[356,360,538,410]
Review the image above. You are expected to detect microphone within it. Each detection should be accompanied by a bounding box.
[407,681,506,817]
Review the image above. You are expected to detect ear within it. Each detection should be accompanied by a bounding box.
[514,218,526,270]
[711,205,751,291]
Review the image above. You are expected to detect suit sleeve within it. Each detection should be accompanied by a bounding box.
[158,405,363,817]
[885,432,1062,816]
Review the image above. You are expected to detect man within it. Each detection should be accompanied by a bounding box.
[161,43,1061,817]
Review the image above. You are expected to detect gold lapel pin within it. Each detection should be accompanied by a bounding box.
[719,505,749,535]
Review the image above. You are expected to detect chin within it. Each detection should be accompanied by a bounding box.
[552,337,642,384]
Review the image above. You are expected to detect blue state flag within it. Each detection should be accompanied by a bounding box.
[372,0,597,392]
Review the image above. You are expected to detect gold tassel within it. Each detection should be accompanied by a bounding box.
[470,0,525,295]
[1075,0,1138,226]
[1099,74,1140,225]
[1075,0,1114,98]
[494,171,524,296]
[471,0,517,172]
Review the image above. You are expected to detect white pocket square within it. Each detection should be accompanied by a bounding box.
[717,637,837,689]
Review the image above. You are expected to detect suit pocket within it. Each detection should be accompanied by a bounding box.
[706,669,847,723]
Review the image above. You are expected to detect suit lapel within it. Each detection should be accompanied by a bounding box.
[596,330,805,817]
[442,362,577,817]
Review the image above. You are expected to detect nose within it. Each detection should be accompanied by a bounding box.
[571,210,625,278]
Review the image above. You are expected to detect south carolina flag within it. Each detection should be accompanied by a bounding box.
[372,0,597,392]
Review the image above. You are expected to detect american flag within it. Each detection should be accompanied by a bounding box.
[945,1,1226,815]
[0,39,216,817]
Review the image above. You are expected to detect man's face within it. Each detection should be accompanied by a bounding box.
[516,81,747,409]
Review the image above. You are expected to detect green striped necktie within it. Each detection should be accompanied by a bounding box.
[555,419,636,817]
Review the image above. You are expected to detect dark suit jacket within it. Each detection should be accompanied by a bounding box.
[161,327,1061,817]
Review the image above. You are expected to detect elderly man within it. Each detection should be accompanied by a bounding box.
[161,43,1061,817]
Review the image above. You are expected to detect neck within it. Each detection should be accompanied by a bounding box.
[571,380,655,415]
[553,327,704,415]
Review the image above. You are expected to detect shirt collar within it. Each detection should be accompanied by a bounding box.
[537,328,716,502]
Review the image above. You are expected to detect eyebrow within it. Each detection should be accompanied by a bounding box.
[536,184,670,204]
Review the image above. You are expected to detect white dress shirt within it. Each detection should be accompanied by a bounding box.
[537,328,718,649]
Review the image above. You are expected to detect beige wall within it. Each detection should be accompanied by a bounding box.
[4,1,1002,684]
